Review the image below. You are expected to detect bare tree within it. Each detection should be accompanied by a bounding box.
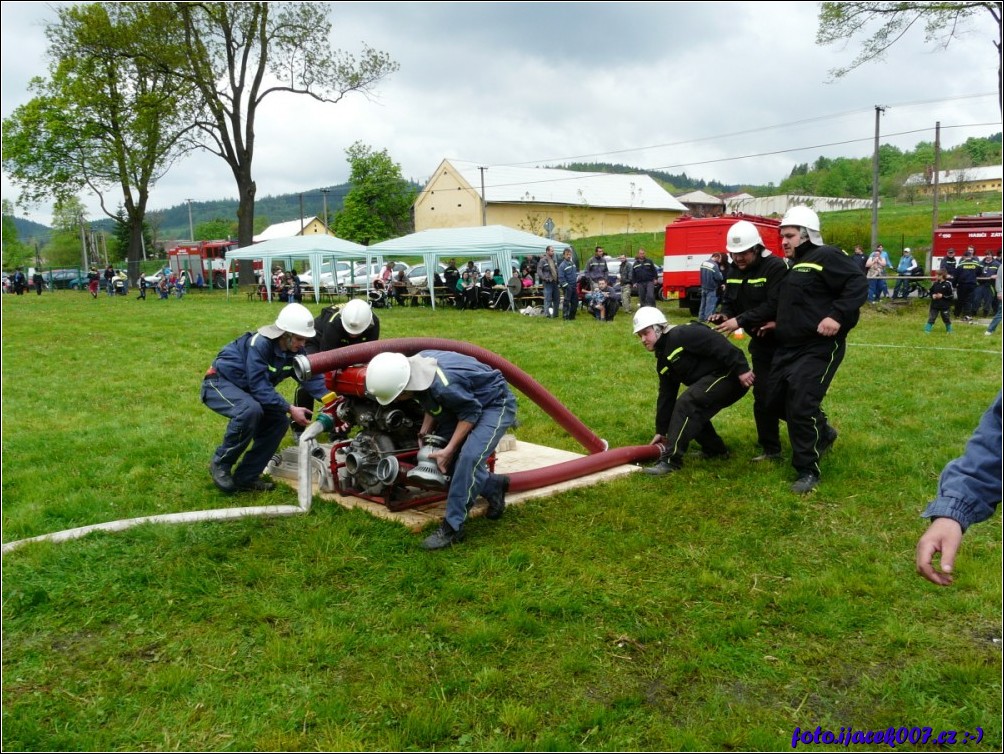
[817,2,1003,114]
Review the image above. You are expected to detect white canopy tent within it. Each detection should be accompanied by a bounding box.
[224,235,372,303]
[367,225,571,309]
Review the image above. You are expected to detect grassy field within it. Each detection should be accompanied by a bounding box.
[2,288,1001,751]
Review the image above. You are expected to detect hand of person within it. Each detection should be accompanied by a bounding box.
[706,313,726,324]
[915,517,964,586]
[650,434,666,446]
[289,405,312,427]
[755,320,776,335]
[817,317,841,337]
[737,370,755,388]
[428,447,455,474]
[714,317,739,334]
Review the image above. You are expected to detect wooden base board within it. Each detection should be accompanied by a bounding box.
[273,436,640,531]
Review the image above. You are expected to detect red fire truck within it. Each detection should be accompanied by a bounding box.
[662,214,783,314]
[167,240,239,289]
[931,214,1002,270]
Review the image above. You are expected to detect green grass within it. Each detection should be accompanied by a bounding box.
[2,289,1001,751]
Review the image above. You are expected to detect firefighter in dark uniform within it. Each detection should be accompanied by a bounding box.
[291,298,380,441]
[953,247,982,320]
[767,206,867,494]
[709,219,789,462]
[202,303,328,493]
[940,248,958,277]
[632,307,754,476]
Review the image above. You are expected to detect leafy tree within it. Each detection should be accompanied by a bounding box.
[961,134,1001,164]
[195,218,235,241]
[1,3,198,284]
[144,2,398,268]
[111,207,154,263]
[877,143,905,176]
[45,196,91,269]
[817,2,1003,113]
[333,142,416,244]
[1,200,34,270]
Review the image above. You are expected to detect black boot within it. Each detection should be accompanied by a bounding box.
[643,460,681,476]
[484,475,510,520]
[210,461,236,493]
[422,521,464,550]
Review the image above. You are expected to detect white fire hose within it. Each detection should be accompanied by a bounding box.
[2,419,329,557]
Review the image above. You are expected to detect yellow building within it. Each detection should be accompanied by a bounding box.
[904,165,1003,197]
[414,160,687,239]
[253,216,332,242]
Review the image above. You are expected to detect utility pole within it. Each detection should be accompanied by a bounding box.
[479,166,487,226]
[929,121,942,276]
[299,193,305,232]
[321,188,330,232]
[870,105,885,251]
[186,199,195,242]
[79,215,88,269]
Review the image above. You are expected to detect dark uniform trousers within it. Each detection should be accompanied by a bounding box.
[435,390,518,532]
[748,338,782,456]
[201,375,289,486]
[663,372,748,466]
[766,338,844,477]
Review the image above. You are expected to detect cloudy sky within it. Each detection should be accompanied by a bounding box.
[1,1,1001,225]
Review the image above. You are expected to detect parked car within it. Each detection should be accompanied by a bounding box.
[405,263,447,288]
[44,268,89,290]
[352,261,410,284]
[299,260,355,289]
[142,271,165,287]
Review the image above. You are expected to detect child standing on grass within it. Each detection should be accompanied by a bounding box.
[925,268,954,333]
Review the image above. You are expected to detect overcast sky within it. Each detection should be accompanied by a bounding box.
[2,1,1001,226]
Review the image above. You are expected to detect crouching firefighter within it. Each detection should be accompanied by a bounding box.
[365,350,516,550]
[632,307,754,475]
[202,303,329,493]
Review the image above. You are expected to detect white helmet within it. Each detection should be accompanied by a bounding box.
[264,303,315,338]
[632,306,667,334]
[725,220,764,254]
[341,298,373,336]
[779,206,820,232]
[365,352,411,406]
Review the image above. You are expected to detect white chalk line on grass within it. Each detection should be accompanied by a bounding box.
[850,341,1001,355]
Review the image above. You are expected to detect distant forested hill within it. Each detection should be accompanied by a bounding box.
[12,216,52,244]
[146,183,357,239]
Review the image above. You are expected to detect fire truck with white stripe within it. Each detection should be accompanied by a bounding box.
[931,214,1002,270]
[662,214,783,314]
[167,240,239,289]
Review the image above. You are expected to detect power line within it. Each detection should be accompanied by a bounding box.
[488,92,998,169]
[457,121,1001,192]
[645,121,1002,173]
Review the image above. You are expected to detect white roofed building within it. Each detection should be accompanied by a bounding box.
[723,194,875,215]
[903,165,1002,197]
[253,216,332,243]
[414,160,687,239]
[675,190,725,217]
